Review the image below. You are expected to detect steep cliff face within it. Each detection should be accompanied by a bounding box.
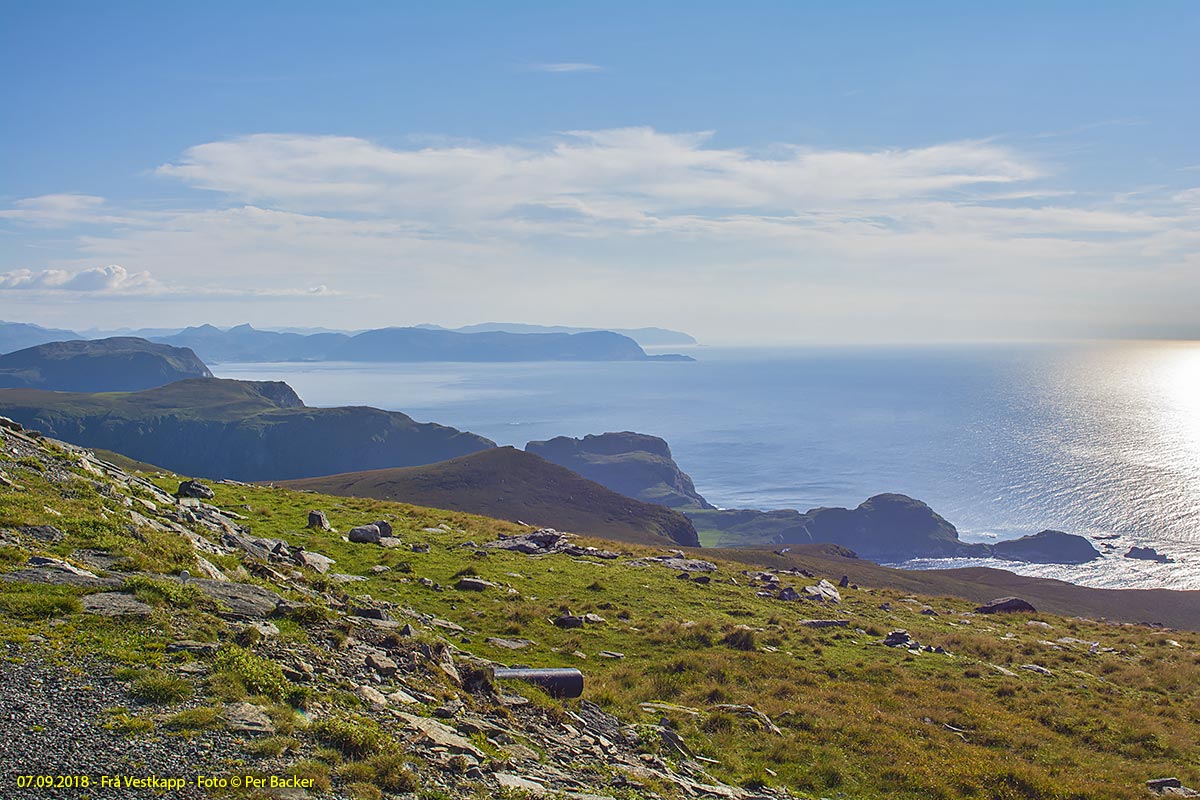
[526,432,715,510]
[0,378,494,481]
[283,446,701,548]
[0,337,212,391]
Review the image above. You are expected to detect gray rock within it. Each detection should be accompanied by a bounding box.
[975,597,1037,614]
[192,578,281,619]
[1020,664,1052,676]
[306,510,331,530]
[221,702,275,735]
[455,577,496,591]
[366,652,398,677]
[294,549,335,574]
[81,592,154,616]
[166,640,218,656]
[554,614,585,629]
[883,630,912,648]
[486,637,533,650]
[777,586,801,601]
[176,479,215,500]
[804,579,842,604]
[372,520,394,537]
[348,524,382,544]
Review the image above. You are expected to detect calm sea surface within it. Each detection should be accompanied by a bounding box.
[215,342,1200,590]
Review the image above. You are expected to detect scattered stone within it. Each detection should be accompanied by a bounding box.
[777,586,801,601]
[804,579,842,604]
[692,574,711,585]
[221,702,275,735]
[306,510,332,530]
[370,565,391,574]
[81,592,154,617]
[455,577,496,591]
[176,479,215,500]
[496,774,546,794]
[395,712,486,758]
[883,630,913,648]
[411,543,431,553]
[348,524,383,544]
[798,619,849,629]
[353,607,393,622]
[838,575,850,588]
[990,664,1017,677]
[358,685,389,708]
[598,651,625,659]
[554,614,585,629]
[583,613,607,625]
[366,652,399,677]
[1020,664,1052,676]
[975,597,1037,614]
[486,637,533,650]
[372,520,394,537]
[295,549,335,574]
[919,607,938,616]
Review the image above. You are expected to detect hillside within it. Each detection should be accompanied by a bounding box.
[0,336,212,391]
[1,420,1198,799]
[421,323,698,347]
[526,431,715,509]
[281,446,700,548]
[0,378,494,480]
[151,323,694,363]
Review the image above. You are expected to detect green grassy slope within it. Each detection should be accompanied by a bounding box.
[2,428,1199,798]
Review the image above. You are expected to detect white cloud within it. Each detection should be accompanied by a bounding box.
[529,62,604,73]
[3,128,1199,341]
[0,263,337,299]
[0,264,159,292]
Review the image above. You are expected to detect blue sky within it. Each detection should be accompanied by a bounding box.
[2,1,1198,342]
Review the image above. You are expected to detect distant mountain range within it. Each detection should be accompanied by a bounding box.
[0,378,494,481]
[414,322,697,346]
[0,337,211,392]
[0,321,695,363]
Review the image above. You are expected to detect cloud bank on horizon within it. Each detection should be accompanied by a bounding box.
[2,126,1197,342]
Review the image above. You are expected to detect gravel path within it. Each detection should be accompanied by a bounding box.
[0,644,242,799]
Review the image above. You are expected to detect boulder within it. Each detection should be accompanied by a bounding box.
[306,510,331,530]
[348,524,383,544]
[176,479,214,500]
[804,579,842,604]
[975,597,1037,614]
[372,520,394,537]
[883,630,913,648]
[554,614,585,629]
[455,577,496,591]
[366,651,398,677]
[294,549,335,574]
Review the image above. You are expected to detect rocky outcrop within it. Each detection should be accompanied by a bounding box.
[0,337,211,391]
[992,529,1101,564]
[1126,546,1173,563]
[525,431,714,510]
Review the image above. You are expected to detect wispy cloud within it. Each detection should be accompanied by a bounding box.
[3,128,1199,340]
[528,62,604,73]
[0,264,338,299]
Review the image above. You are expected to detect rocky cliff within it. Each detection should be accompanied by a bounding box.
[0,378,494,480]
[525,431,714,510]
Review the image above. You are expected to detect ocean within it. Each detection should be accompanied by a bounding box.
[214,342,1200,591]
